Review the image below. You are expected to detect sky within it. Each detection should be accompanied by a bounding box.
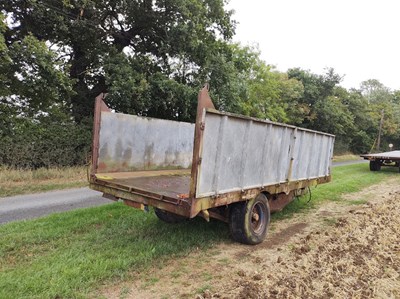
[226,0,400,91]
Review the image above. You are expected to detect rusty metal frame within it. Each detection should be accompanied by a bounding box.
[89,181,191,217]
[90,175,330,220]
[189,85,215,217]
[189,176,331,217]
[91,94,110,177]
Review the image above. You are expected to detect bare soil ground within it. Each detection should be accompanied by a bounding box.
[101,178,400,299]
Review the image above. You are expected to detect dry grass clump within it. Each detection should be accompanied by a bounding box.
[0,166,88,197]
[235,192,400,299]
[332,153,361,162]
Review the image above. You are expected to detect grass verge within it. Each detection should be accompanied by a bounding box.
[332,153,361,162]
[0,163,398,298]
[273,163,399,220]
[0,166,88,197]
[0,205,228,299]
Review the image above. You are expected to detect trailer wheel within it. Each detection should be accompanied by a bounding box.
[154,208,187,224]
[369,161,381,171]
[229,193,270,245]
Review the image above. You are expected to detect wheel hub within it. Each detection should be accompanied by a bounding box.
[252,212,260,222]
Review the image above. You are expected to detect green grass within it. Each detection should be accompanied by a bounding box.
[0,166,88,197]
[0,205,228,299]
[0,163,398,298]
[196,284,213,294]
[273,163,399,219]
[313,163,398,200]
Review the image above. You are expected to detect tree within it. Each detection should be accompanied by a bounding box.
[1,0,236,122]
[0,11,89,168]
[287,67,343,128]
[208,44,306,123]
[360,79,391,104]
[0,11,74,137]
[358,80,400,151]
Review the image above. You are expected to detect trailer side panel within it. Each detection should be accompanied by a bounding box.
[97,112,194,173]
[196,110,334,198]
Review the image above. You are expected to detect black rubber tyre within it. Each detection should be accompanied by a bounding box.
[369,161,381,171]
[229,193,270,245]
[154,208,187,224]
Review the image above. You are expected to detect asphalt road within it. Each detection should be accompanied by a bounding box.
[0,188,109,225]
[332,159,368,167]
[0,159,367,225]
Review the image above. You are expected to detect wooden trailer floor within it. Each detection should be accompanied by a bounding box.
[94,169,191,199]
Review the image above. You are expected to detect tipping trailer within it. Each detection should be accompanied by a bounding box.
[360,151,400,172]
[89,86,335,244]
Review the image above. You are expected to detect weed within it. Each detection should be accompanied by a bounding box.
[217,257,230,265]
[142,277,160,289]
[119,286,131,299]
[170,271,181,279]
[202,272,213,281]
[322,218,338,226]
[346,199,368,205]
[196,284,212,294]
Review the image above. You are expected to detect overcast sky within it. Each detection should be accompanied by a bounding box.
[226,0,400,91]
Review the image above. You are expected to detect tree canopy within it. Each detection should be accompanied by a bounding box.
[1,2,400,168]
[1,0,236,122]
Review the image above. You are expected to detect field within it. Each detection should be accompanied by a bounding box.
[0,163,399,298]
[102,173,400,299]
[0,166,88,197]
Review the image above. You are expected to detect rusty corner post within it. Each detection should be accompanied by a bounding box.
[91,93,110,177]
[189,84,216,218]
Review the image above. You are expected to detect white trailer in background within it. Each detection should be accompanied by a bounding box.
[360,151,400,172]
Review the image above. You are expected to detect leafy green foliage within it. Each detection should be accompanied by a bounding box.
[0,114,91,168]
[1,0,236,122]
[287,69,400,153]
[1,1,400,168]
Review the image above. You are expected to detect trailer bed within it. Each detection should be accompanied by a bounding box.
[360,150,400,161]
[93,169,190,200]
[360,150,400,172]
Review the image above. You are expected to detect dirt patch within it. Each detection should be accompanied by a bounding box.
[99,178,400,299]
[260,222,308,248]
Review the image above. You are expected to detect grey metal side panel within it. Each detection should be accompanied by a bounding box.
[197,114,222,193]
[291,132,333,181]
[242,122,269,188]
[197,111,334,198]
[98,112,194,172]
